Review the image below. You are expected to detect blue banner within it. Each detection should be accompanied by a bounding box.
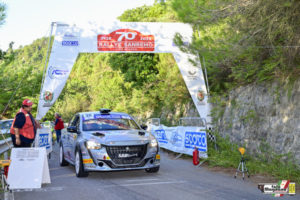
[184,132,207,151]
[39,133,50,149]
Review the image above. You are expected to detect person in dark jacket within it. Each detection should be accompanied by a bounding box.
[10,99,41,147]
[54,113,64,144]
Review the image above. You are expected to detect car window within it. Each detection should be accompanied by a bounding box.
[75,116,80,130]
[82,117,139,131]
[69,115,79,127]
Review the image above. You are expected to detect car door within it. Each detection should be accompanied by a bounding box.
[69,114,80,162]
[64,115,77,161]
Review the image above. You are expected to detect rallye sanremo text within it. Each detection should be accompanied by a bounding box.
[59,109,160,177]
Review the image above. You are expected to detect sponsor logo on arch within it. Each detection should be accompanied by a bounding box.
[42,90,54,107]
[62,32,79,46]
[43,91,54,102]
[48,66,69,79]
[97,29,155,51]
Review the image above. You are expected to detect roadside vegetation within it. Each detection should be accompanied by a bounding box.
[206,134,300,184]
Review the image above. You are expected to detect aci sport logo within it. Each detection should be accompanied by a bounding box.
[48,66,69,79]
[97,29,155,51]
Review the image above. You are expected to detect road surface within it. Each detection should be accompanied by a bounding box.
[14,145,297,200]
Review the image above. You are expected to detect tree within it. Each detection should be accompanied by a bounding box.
[0,3,6,60]
[172,0,300,93]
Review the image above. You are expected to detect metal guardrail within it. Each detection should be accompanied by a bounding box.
[0,138,12,159]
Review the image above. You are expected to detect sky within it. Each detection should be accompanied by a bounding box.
[0,0,155,50]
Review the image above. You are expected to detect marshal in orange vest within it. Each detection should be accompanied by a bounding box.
[10,108,35,140]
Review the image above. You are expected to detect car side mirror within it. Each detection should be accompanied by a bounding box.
[67,126,77,133]
[140,124,148,130]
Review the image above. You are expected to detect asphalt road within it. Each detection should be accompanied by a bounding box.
[14,145,297,200]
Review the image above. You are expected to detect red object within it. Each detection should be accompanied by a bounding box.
[193,147,200,165]
[22,99,33,106]
[4,166,9,178]
[97,29,155,52]
[10,108,35,139]
[55,118,64,130]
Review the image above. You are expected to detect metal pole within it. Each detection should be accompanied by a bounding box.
[196,26,210,96]
[202,56,210,95]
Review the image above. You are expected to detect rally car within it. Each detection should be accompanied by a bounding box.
[59,109,160,177]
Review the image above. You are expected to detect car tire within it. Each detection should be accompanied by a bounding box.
[145,166,160,173]
[75,150,89,177]
[59,144,69,166]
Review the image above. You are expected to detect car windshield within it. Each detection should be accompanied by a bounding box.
[82,117,140,131]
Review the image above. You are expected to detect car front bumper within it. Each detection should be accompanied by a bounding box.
[80,144,160,172]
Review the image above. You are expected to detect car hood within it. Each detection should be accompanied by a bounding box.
[83,129,151,146]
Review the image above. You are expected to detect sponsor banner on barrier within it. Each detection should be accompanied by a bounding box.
[184,131,207,152]
[151,125,207,158]
[35,128,52,155]
[154,129,168,144]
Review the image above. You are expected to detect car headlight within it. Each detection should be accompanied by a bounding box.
[150,138,158,148]
[86,140,102,149]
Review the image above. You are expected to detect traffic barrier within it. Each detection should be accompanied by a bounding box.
[150,124,208,158]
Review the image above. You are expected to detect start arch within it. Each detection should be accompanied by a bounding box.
[37,21,211,123]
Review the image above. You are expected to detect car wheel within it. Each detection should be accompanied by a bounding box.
[59,144,69,166]
[75,150,89,177]
[145,166,160,173]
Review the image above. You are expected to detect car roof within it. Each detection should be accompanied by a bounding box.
[78,111,131,116]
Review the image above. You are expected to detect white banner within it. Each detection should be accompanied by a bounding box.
[37,22,211,123]
[150,125,208,158]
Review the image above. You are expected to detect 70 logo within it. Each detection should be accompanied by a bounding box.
[115,32,137,41]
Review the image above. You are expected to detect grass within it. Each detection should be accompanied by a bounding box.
[205,133,300,184]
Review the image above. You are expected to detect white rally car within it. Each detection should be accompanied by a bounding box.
[59,109,160,177]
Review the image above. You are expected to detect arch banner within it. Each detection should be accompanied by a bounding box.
[37,22,211,123]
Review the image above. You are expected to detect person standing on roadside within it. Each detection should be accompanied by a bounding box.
[10,99,41,147]
[54,113,64,144]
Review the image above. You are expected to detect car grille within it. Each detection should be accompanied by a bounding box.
[101,158,151,169]
[105,144,147,165]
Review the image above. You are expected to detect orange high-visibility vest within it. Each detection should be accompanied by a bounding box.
[10,108,35,139]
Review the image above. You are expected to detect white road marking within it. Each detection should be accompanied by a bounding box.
[14,187,64,193]
[98,180,186,189]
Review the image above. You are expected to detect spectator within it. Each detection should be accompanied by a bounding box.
[54,113,64,144]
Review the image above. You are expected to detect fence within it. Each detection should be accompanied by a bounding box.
[0,138,12,160]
